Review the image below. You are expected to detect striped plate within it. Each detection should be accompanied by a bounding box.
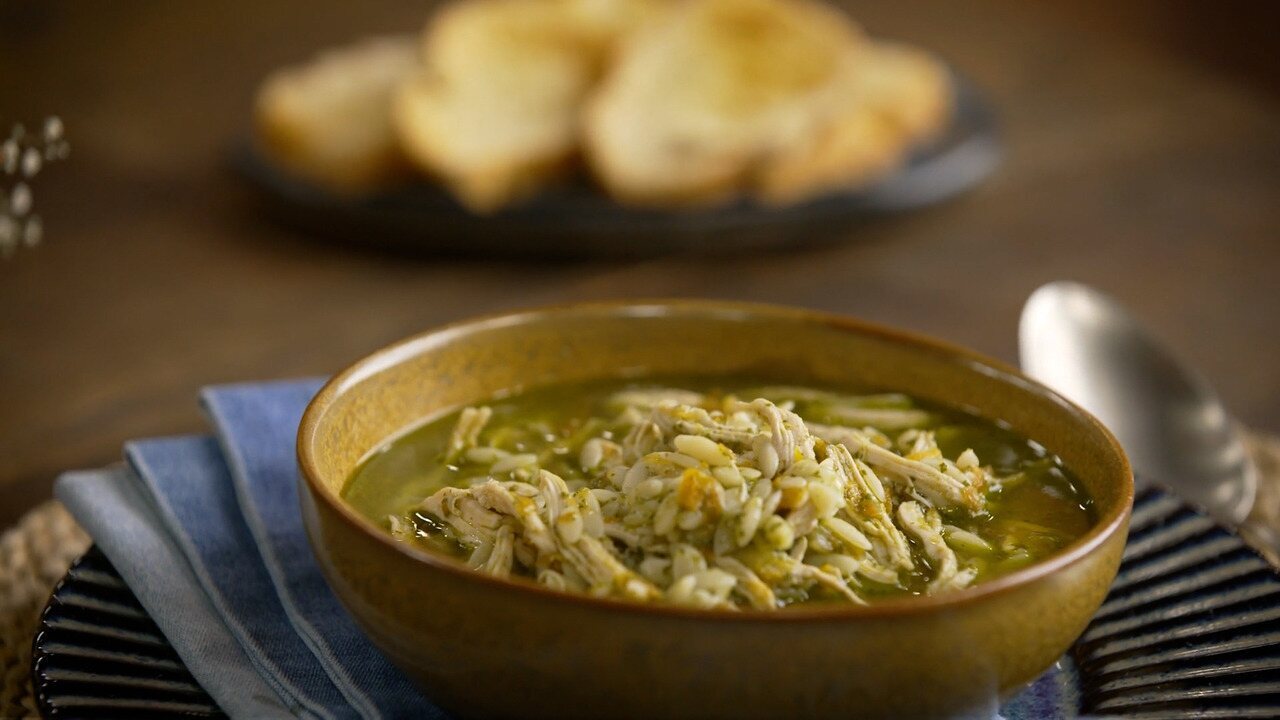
[31,488,1280,718]
[31,550,225,718]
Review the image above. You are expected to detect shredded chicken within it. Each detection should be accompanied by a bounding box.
[810,423,984,511]
[898,501,977,593]
[444,406,492,463]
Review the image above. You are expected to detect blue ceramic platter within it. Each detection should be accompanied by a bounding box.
[235,71,1001,259]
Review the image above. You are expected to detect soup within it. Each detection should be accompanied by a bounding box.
[344,378,1094,609]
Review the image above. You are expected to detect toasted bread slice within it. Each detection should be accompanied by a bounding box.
[561,0,671,48]
[394,0,665,212]
[756,41,953,204]
[255,36,418,193]
[848,41,951,143]
[583,0,864,206]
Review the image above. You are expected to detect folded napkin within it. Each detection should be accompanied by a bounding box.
[55,379,1071,719]
[57,379,438,720]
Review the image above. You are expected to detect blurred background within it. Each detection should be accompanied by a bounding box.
[1,0,1277,527]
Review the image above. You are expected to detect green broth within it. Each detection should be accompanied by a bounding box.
[345,377,1094,606]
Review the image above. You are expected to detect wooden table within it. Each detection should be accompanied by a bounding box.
[2,0,1277,527]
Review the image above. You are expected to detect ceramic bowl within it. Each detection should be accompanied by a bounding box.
[297,300,1132,719]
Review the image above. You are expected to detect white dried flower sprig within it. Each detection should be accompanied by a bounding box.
[2,117,69,258]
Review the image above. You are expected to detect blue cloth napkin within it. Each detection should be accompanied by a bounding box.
[56,466,295,719]
[57,379,440,720]
[55,378,1072,720]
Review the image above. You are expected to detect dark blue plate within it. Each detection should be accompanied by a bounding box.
[33,488,1280,718]
[31,551,224,718]
[235,71,1001,259]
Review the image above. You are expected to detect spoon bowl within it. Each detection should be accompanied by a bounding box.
[1019,281,1257,525]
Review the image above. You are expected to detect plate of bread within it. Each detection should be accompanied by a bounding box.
[244,0,999,257]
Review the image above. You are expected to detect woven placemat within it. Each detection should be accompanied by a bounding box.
[0,500,89,719]
[3,436,1279,719]
[1240,432,1280,567]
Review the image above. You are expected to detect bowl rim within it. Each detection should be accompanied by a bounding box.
[297,299,1133,622]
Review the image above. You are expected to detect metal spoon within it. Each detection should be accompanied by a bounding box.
[1018,281,1258,527]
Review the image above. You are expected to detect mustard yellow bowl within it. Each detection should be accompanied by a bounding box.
[297,300,1132,719]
